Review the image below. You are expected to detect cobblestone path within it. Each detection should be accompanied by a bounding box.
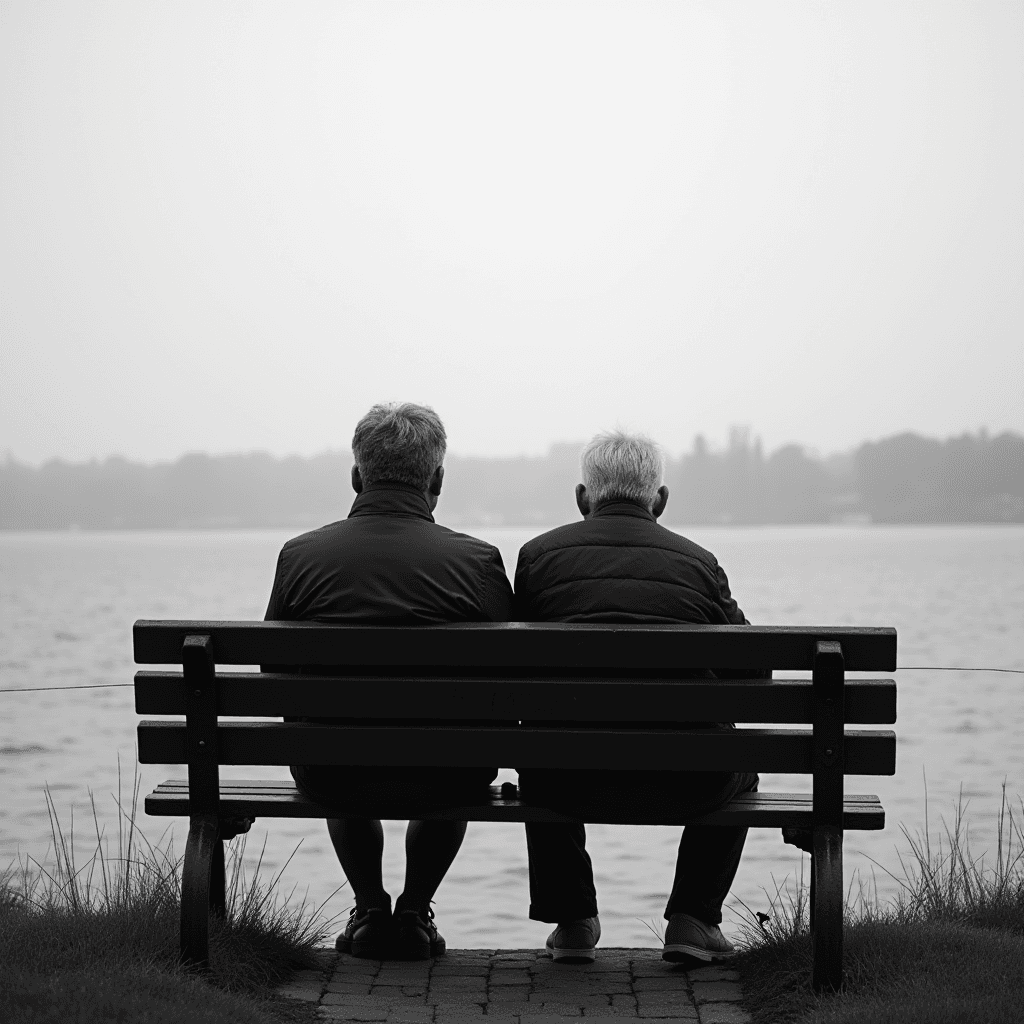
[276,949,751,1024]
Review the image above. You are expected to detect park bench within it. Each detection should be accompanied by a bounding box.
[134,619,896,991]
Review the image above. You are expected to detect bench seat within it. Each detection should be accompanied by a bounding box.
[146,779,886,828]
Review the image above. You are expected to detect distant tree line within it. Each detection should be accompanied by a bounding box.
[2,430,1022,530]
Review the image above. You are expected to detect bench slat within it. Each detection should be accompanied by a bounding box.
[135,672,897,723]
[133,621,897,671]
[144,781,886,828]
[138,721,896,775]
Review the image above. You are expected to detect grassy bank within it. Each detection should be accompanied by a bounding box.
[735,785,1024,1024]
[0,769,340,1023]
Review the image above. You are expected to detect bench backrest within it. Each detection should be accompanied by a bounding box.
[135,621,896,817]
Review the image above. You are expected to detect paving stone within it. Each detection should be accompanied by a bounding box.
[486,989,533,1004]
[684,969,739,983]
[317,1008,390,1022]
[636,1009,698,1021]
[433,968,491,977]
[528,1003,584,1015]
[489,970,532,984]
[609,995,638,1011]
[477,1016,519,1024]
[432,1004,486,1017]
[337,955,385,970]
[583,1008,640,1017]
[378,994,429,1006]
[695,1006,751,1024]
[385,1011,435,1024]
[327,983,374,995]
[533,993,615,1003]
[633,979,690,992]
[519,1016,588,1024]
[323,994,384,1006]
[689,983,742,1005]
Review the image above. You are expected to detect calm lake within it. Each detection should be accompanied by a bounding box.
[1,525,1022,949]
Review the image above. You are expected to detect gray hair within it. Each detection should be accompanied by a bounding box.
[581,430,664,509]
[351,403,447,491]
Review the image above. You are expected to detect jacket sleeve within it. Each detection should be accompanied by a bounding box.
[511,546,534,621]
[715,561,772,680]
[264,549,292,621]
[262,550,294,673]
[479,546,514,622]
[715,562,749,626]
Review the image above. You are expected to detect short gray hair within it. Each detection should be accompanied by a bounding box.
[581,430,664,509]
[351,403,447,491]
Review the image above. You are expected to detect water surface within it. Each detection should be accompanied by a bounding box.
[1,526,1021,947]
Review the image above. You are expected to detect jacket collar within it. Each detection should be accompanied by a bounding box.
[589,499,656,522]
[348,482,435,522]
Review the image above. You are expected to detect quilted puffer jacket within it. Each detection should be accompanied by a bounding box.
[512,500,752,626]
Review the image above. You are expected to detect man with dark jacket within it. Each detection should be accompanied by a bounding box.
[265,403,513,959]
[513,431,759,964]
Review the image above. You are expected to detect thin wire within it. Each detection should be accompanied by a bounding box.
[0,665,1022,694]
[896,666,1024,675]
[0,683,134,693]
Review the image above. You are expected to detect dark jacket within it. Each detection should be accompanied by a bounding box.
[266,483,513,624]
[513,500,750,626]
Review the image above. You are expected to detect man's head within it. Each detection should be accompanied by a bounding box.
[576,430,669,518]
[351,403,447,506]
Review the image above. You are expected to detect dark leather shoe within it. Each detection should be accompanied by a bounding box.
[393,906,446,960]
[335,907,393,959]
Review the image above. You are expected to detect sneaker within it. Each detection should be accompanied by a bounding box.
[335,907,393,959]
[393,906,446,960]
[545,916,601,963]
[662,912,736,963]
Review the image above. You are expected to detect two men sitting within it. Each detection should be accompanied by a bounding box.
[266,402,759,963]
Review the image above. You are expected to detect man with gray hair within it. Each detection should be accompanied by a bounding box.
[513,430,760,964]
[265,403,513,959]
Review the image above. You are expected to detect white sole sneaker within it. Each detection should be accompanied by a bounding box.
[547,942,597,963]
[662,941,735,963]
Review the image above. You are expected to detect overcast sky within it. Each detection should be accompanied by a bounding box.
[2,1,1021,464]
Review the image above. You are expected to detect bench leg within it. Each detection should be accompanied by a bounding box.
[811,826,843,992]
[181,813,219,970]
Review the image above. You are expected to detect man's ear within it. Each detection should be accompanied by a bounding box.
[651,485,669,519]
[351,465,363,494]
[575,483,591,518]
[428,465,444,496]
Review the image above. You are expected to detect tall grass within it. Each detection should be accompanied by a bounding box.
[734,781,1024,947]
[732,784,1024,1024]
[0,760,342,993]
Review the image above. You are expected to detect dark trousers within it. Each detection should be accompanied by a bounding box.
[521,769,759,926]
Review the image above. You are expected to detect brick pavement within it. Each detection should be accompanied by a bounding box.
[275,950,751,1024]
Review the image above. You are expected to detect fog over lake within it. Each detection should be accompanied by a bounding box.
[2,526,1021,948]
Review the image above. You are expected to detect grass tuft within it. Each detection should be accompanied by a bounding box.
[732,782,1024,1023]
[0,760,343,1020]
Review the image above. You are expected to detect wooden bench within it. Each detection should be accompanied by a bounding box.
[134,619,897,990]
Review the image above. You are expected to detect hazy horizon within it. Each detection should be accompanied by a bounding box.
[3,2,1022,464]
[3,422,1023,470]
